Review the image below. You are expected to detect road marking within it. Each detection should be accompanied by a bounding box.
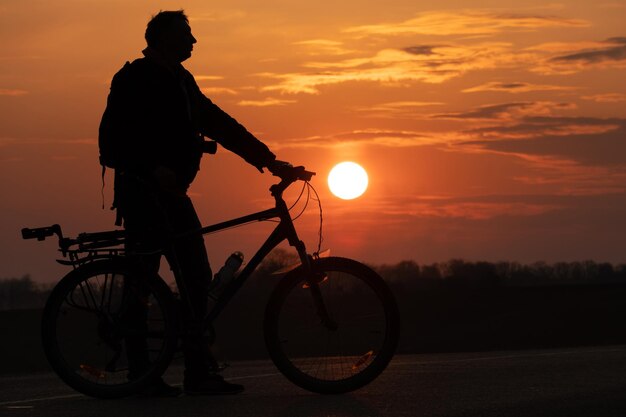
[391,347,626,367]
[0,372,281,406]
[229,372,281,381]
[0,394,83,406]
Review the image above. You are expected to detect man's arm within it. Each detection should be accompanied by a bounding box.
[186,73,276,171]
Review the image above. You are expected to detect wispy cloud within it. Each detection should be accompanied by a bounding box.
[336,194,564,220]
[434,101,577,121]
[237,97,297,107]
[353,101,444,118]
[462,81,577,93]
[465,116,619,140]
[189,10,246,22]
[260,43,530,94]
[436,101,624,156]
[344,10,589,37]
[581,93,626,102]
[0,88,28,96]
[533,37,626,73]
[201,87,238,95]
[274,129,445,149]
[293,39,355,56]
[0,137,95,147]
[551,37,626,63]
[195,75,225,81]
[461,117,625,162]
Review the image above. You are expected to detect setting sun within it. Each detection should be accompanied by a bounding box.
[328,162,369,200]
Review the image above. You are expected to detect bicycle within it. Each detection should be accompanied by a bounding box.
[22,166,400,398]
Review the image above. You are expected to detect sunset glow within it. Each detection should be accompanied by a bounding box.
[1,1,625,283]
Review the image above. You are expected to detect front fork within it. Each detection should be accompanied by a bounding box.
[294,241,337,331]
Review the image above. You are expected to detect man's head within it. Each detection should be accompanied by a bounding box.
[145,10,197,63]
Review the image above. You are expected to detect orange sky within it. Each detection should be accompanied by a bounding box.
[1,1,625,283]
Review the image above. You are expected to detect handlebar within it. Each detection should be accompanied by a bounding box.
[22,224,63,241]
[270,165,315,197]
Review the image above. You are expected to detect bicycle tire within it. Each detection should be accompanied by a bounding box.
[41,259,178,398]
[264,257,400,394]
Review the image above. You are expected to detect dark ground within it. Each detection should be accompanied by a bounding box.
[3,282,626,374]
[3,347,626,417]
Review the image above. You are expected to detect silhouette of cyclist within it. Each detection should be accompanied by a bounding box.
[99,10,290,396]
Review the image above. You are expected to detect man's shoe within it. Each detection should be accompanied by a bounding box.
[137,377,182,397]
[183,375,244,396]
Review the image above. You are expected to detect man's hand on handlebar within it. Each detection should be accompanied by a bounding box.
[267,160,315,183]
[267,160,294,177]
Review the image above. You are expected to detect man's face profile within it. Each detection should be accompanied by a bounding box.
[160,19,197,62]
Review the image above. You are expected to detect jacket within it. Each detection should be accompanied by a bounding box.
[99,56,276,188]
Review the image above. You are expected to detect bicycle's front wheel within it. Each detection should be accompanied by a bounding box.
[41,259,178,398]
[264,257,400,394]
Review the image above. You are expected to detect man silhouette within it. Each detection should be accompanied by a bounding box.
[99,10,286,396]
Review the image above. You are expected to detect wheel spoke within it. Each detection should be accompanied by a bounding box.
[42,261,178,398]
[266,257,399,393]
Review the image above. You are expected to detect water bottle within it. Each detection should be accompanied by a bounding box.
[208,251,244,300]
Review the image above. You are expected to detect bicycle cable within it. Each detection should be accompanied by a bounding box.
[263,178,324,256]
[307,182,324,257]
[289,182,310,222]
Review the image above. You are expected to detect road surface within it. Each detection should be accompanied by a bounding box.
[2,346,626,416]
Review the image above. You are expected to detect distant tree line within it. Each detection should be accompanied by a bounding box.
[0,275,52,311]
[2,256,626,311]
[372,259,626,289]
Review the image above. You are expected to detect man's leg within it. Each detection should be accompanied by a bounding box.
[117,175,181,396]
[163,195,243,394]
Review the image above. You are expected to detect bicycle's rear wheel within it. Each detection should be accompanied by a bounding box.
[41,259,178,398]
[264,257,399,394]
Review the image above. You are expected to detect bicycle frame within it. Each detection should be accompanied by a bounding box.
[167,182,313,327]
[21,173,320,332]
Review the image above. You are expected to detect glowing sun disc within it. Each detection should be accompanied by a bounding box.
[328,162,369,200]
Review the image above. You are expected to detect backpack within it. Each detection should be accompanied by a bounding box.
[98,62,134,225]
[98,61,133,170]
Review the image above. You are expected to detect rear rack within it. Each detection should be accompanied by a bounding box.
[22,224,127,267]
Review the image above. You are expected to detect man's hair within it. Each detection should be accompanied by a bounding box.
[145,10,189,47]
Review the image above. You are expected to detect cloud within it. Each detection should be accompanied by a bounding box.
[551,37,626,63]
[403,45,441,55]
[533,37,626,73]
[0,88,28,96]
[0,137,95,147]
[344,10,589,37]
[237,97,297,107]
[581,93,626,103]
[189,11,246,22]
[461,118,626,166]
[195,75,225,81]
[345,194,563,220]
[437,101,625,161]
[201,87,238,95]
[433,101,576,121]
[462,81,577,93]
[353,101,445,118]
[425,101,626,195]
[258,11,597,94]
[465,117,619,140]
[261,43,530,94]
[274,129,445,149]
[292,39,355,56]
